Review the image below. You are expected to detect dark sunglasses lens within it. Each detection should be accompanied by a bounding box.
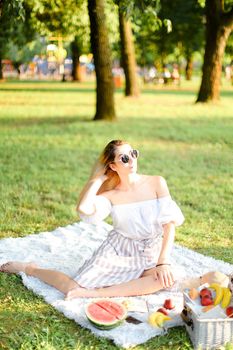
[132,149,139,158]
[121,155,130,163]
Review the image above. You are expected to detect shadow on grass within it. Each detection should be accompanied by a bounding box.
[0,87,96,93]
[142,88,233,98]
[0,114,232,146]
[0,85,195,96]
[142,88,195,96]
[0,115,93,127]
[1,86,231,100]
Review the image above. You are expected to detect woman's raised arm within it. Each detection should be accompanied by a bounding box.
[77,174,108,215]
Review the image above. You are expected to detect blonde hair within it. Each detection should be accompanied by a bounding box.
[77,140,127,207]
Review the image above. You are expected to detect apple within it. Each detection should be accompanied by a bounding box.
[163,299,175,310]
[157,307,169,316]
[226,306,233,318]
[200,288,212,299]
[201,296,214,306]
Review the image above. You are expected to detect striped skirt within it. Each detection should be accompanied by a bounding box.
[74,230,162,289]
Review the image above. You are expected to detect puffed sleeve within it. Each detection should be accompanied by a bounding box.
[157,195,185,228]
[78,195,112,224]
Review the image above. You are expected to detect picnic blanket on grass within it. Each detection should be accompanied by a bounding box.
[0,221,232,348]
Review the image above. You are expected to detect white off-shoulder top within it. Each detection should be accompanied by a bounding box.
[79,195,184,240]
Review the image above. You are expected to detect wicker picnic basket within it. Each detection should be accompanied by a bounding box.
[182,292,233,349]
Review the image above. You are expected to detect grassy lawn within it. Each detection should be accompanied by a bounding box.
[0,79,232,350]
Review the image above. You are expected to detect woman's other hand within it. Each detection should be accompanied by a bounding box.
[154,265,174,289]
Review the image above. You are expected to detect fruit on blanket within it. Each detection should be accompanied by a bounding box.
[200,288,212,298]
[163,298,175,310]
[199,287,214,306]
[201,295,214,306]
[226,306,233,318]
[189,288,199,300]
[157,307,169,316]
[209,283,224,305]
[148,311,171,327]
[85,299,127,330]
[221,287,232,308]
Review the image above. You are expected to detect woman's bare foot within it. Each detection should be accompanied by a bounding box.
[65,286,99,300]
[0,261,38,274]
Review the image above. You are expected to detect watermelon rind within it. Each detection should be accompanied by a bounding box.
[88,318,124,330]
[85,299,127,330]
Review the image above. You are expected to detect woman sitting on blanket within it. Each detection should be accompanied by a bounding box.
[0,140,231,298]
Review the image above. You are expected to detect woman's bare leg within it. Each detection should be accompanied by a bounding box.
[1,262,167,299]
[66,275,164,300]
[0,261,79,294]
[27,266,79,294]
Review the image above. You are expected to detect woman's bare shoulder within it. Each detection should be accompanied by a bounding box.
[142,174,166,185]
[150,175,170,197]
[128,174,169,197]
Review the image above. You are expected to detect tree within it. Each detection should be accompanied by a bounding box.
[0,0,25,79]
[27,0,116,120]
[71,36,83,81]
[153,0,204,80]
[197,0,233,102]
[117,0,162,94]
[88,0,116,120]
[118,7,139,96]
[29,0,90,81]
[133,9,163,67]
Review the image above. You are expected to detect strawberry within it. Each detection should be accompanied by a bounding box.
[226,306,233,318]
[163,299,175,310]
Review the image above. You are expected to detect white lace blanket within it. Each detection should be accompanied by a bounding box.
[0,222,232,348]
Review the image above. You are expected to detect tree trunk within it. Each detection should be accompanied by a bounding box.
[185,53,193,81]
[71,38,82,82]
[118,10,139,97]
[197,26,232,101]
[0,57,3,80]
[88,0,116,121]
[197,0,233,102]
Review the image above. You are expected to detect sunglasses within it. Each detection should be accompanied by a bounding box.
[117,149,139,164]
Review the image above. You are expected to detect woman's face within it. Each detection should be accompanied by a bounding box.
[110,144,138,174]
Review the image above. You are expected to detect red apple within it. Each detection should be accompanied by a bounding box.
[200,288,212,299]
[226,306,233,318]
[157,307,169,316]
[201,296,214,306]
[163,299,175,310]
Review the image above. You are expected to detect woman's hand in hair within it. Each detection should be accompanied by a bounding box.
[91,162,108,181]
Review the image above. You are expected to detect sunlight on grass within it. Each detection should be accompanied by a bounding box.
[0,80,232,350]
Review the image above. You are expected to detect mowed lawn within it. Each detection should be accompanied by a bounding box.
[0,79,232,350]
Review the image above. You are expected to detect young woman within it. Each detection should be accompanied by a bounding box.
[1,140,226,299]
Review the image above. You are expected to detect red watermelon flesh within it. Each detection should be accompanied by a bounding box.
[85,299,127,330]
[95,300,125,320]
[86,303,117,324]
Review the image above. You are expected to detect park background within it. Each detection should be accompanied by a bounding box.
[0,0,233,349]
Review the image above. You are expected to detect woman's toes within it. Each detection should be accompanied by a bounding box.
[0,262,11,273]
[0,262,22,273]
[0,261,37,274]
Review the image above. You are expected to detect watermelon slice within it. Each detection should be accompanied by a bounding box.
[85,299,127,330]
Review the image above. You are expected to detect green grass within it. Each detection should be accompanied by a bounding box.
[0,79,233,350]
